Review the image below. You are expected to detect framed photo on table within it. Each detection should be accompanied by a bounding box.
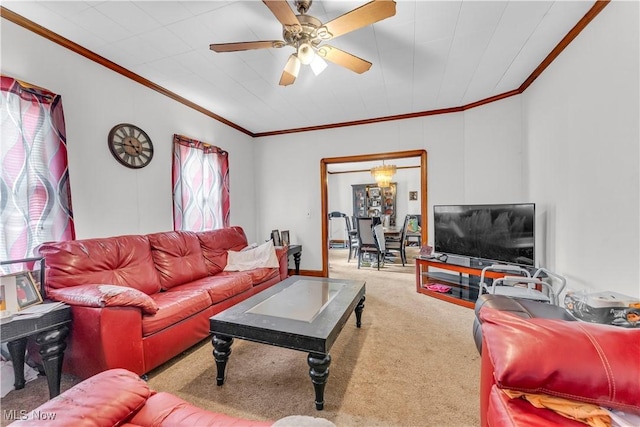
[15,272,43,310]
[271,230,281,246]
[280,230,290,246]
[0,271,42,312]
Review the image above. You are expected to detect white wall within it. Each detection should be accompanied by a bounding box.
[1,21,258,241]
[524,1,640,298]
[255,96,526,271]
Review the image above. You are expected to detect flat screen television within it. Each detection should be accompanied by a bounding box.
[433,203,535,267]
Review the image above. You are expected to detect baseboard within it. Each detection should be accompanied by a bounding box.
[288,269,324,277]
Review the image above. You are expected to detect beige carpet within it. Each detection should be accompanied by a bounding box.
[1,248,481,426]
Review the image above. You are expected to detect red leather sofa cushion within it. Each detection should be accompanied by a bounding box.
[130,392,272,426]
[197,227,248,275]
[144,289,213,336]
[480,307,640,414]
[166,274,253,304]
[39,235,161,295]
[218,268,279,288]
[148,231,209,289]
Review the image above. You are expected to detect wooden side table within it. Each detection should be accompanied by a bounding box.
[287,245,302,275]
[1,304,71,398]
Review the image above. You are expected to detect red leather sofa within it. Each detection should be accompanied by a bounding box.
[479,307,640,426]
[37,227,288,380]
[9,368,272,426]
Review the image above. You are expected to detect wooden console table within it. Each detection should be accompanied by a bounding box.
[415,258,511,309]
[0,304,71,398]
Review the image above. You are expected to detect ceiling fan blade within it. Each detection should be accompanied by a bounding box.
[262,1,301,29]
[322,0,396,40]
[317,45,372,74]
[210,41,285,52]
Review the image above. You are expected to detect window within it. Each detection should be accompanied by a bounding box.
[0,76,75,267]
[172,134,229,231]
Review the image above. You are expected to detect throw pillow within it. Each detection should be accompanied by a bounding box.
[224,240,279,271]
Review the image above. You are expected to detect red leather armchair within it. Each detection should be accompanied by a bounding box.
[479,307,640,426]
[9,368,272,426]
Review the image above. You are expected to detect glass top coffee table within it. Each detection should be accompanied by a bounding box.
[210,275,366,410]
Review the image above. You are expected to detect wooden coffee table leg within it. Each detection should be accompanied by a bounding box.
[308,353,331,410]
[212,335,233,386]
[355,296,366,328]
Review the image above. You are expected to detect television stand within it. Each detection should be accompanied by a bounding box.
[415,257,513,308]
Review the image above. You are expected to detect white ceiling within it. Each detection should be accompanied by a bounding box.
[3,1,596,135]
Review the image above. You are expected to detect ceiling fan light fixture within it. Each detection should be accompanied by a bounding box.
[297,42,315,65]
[210,0,397,86]
[284,54,301,78]
[310,55,328,76]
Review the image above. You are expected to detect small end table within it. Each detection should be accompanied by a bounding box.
[287,244,302,275]
[1,304,71,398]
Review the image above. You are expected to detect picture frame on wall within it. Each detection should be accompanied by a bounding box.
[271,230,281,246]
[409,191,418,201]
[281,230,290,246]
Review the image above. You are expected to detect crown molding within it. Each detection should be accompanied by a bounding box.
[1,1,610,138]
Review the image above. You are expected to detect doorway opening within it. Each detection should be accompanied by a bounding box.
[320,150,428,277]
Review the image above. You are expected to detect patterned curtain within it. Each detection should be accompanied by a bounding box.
[172,134,230,231]
[0,76,75,269]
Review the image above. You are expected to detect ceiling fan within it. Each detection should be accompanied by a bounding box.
[209,0,397,86]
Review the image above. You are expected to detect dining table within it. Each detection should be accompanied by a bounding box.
[382,226,402,238]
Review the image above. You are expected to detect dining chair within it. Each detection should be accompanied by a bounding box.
[385,215,409,265]
[404,214,422,247]
[372,224,386,269]
[344,215,359,262]
[356,217,382,270]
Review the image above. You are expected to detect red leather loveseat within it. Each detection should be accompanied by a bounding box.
[479,307,640,426]
[37,226,288,380]
[9,368,272,426]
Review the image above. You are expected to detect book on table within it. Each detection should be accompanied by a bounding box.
[13,301,66,320]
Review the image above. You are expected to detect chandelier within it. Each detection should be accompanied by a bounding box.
[371,162,397,188]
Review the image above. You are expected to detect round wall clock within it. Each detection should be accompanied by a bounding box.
[107,123,154,169]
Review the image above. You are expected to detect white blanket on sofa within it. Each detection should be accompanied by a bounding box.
[224,240,279,271]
